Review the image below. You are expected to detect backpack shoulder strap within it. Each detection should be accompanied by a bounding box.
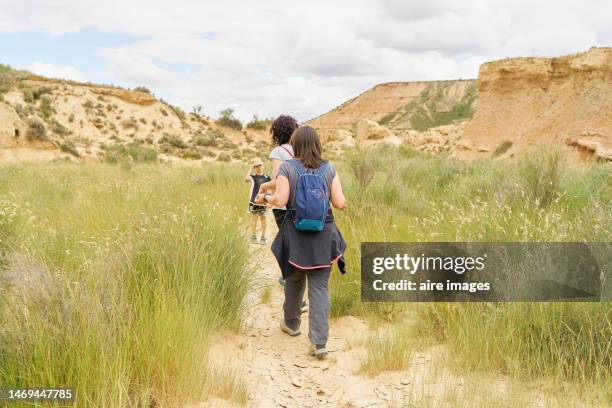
[287,159,305,176]
[314,162,330,177]
[281,145,294,157]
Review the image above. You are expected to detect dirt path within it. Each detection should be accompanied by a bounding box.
[197,218,450,408]
[198,219,545,408]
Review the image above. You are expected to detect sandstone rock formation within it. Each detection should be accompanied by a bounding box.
[460,47,612,161]
[309,80,475,129]
[0,72,271,163]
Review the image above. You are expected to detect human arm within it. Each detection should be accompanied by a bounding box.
[244,166,253,182]
[258,158,282,193]
[255,175,289,207]
[330,174,347,210]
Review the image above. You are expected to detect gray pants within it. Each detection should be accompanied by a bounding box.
[283,266,331,346]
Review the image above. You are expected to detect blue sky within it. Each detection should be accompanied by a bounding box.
[0,0,610,121]
[0,29,145,85]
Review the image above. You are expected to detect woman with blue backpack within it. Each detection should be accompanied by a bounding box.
[255,125,347,359]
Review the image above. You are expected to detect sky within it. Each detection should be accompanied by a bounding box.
[0,0,610,122]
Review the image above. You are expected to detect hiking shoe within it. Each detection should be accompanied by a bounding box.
[260,236,267,245]
[280,320,301,336]
[310,344,328,360]
[278,277,285,286]
[250,235,257,243]
[300,300,309,313]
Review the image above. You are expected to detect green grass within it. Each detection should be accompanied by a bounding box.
[333,147,611,389]
[0,163,252,407]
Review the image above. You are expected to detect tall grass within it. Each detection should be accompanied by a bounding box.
[0,163,251,406]
[332,147,611,387]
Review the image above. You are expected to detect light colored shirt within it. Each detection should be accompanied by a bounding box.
[268,144,294,209]
[269,144,294,162]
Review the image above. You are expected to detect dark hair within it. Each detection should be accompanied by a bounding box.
[270,115,298,146]
[291,125,325,169]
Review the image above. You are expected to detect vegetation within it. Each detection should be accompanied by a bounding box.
[388,81,478,131]
[0,64,29,94]
[333,147,611,389]
[159,133,188,149]
[493,140,513,156]
[25,117,47,140]
[102,143,158,164]
[217,108,242,130]
[0,163,251,407]
[191,129,224,147]
[133,86,151,94]
[59,140,80,157]
[246,115,271,130]
[120,117,139,131]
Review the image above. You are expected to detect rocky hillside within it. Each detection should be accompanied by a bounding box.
[0,67,271,163]
[459,46,612,161]
[308,80,476,130]
[309,47,611,162]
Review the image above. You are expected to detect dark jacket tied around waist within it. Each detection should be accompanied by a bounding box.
[272,211,347,277]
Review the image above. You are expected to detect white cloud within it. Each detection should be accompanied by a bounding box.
[3,0,610,121]
[28,61,87,82]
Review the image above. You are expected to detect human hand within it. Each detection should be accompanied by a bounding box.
[255,193,266,205]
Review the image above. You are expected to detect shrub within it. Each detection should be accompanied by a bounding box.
[121,117,139,131]
[59,141,80,157]
[519,150,561,207]
[68,113,75,123]
[170,105,186,121]
[50,120,70,135]
[32,86,52,100]
[192,129,224,147]
[38,95,55,119]
[103,143,157,163]
[246,115,271,130]
[22,87,34,103]
[26,117,47,141]
[345,148,381,191]
[181,149,203,160]
[82,100,95,109]
[217,152,231,162]
[159,133,188,149]
[493,140,513,157]
[133,86,151,94]
[216,108,242,130]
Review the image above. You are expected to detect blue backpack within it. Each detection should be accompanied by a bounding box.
[287,159,330,232]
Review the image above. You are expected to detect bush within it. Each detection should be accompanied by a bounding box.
[216,108,242,130]
[519,150,561,207]
[192,129,225,147]
[38,95,55,119]
[59,141,80,157]
[26,117,47,141]
[159,133,188,149]
[50,120,70,135]
[121,117,139,131]
[103,143,157,163]
[22,87,34,103]
[181,149,203,160]
[32,86,52,100]
[493,140,513,157]
[217,152,231,162]
[133,86,151,94]
[82,100,94,109]
[246,115,271,130]
[345,148,381,192]
[170,105,186,121]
